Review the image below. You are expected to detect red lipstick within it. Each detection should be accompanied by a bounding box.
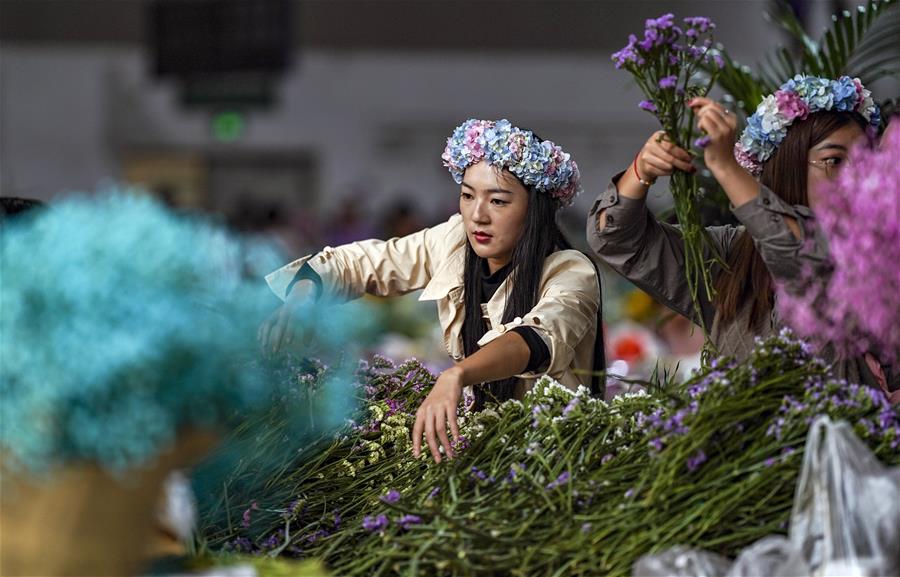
[473,231,493,244]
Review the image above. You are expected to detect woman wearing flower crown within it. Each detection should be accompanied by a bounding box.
[260,119,604,462]
[588,74,895,393]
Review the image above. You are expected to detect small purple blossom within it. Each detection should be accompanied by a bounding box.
[625,488,635,498]
[562,397,579,417]
[260,533,282,551]
[531,403,548,428]
[638,100,658,114]
[463,389,475,411]
[684,16,715,32]
[305,529,329,544]
[581,522,592,533]
[659,75,678,89]
[380,489,401,504]
[452,435,471,453]
[601,453,614,465]
[471,466,494,483]
[687,381,709,398]
[686,450,707,472]
[384,398,405,417]
[694,135,711,149]
[228,537,254,553]
[546,471,571,490]
[362,514,389,532]
[397,514,422,529]
[612,34,640,69]
[507,463,525,481]
[242,500,259,528]
[428,486,441,499]
[283,499,303,520]
[646,13,675,30]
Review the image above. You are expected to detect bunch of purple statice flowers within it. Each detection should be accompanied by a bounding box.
[612,14,725,330]
[777,125,900,368]
[613,14,722,128]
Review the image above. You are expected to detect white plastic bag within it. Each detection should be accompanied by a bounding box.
[633,546,732,577]
[725,536,807,577]
[790,417,900,576]
[633,416,900,577]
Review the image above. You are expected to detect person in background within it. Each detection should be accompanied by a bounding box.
[587,75,896,398]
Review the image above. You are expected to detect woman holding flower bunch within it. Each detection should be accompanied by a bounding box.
[588,74,897,398]
[260,119,604,462]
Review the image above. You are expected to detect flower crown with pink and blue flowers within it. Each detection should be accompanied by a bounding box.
[441,119,582,207]
[734,74,880,176]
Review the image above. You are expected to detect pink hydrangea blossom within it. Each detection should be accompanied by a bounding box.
[774,89,809,121]
[733,143,760,175]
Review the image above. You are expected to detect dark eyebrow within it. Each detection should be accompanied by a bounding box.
[812,142,848,152]
[461,181,514,194]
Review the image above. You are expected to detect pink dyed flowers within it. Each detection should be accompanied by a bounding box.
[777,125,900,364]
[774,90,809,121]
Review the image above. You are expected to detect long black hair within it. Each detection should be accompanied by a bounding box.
[461,165,578,411]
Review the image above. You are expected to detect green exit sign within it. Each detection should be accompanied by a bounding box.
[212,111,245,142]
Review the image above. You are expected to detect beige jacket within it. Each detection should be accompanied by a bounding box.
[265,214,600,394]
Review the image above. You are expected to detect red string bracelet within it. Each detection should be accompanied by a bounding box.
[633,153,655,187]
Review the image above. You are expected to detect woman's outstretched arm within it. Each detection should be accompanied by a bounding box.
[412,331,531,463]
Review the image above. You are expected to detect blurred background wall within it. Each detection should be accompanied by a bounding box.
[1,0,800,243]
[2,0,894,376]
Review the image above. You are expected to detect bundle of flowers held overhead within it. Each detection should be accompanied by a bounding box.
[195,331,899,577]
[612,13,725,330]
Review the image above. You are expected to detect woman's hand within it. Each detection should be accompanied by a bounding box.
[611,130,696,206]
[412,366,463,463]
[257,279,316,355]
[689,97,740,174]
[636,130,696,181]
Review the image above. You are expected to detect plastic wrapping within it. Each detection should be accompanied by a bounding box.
[790,417,900,576]
[726,536,806,577]
[633,546,732,577]
[633,416,900,577]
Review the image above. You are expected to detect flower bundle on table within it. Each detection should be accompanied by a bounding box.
[197,332,898,577]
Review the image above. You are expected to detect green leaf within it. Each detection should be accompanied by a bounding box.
[713,0,899,113]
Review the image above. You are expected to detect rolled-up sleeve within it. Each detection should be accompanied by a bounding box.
[476,252,599,380]
[731,184,830,283]
[586,174,731,327]
[265,214,463,302]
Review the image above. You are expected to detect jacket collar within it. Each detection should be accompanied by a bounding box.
[419,249,464,301]
[419,248,511,321]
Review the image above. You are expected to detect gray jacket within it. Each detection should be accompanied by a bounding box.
[587,173,893,392]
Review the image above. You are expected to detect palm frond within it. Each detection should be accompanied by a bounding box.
[712,0,898,113]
